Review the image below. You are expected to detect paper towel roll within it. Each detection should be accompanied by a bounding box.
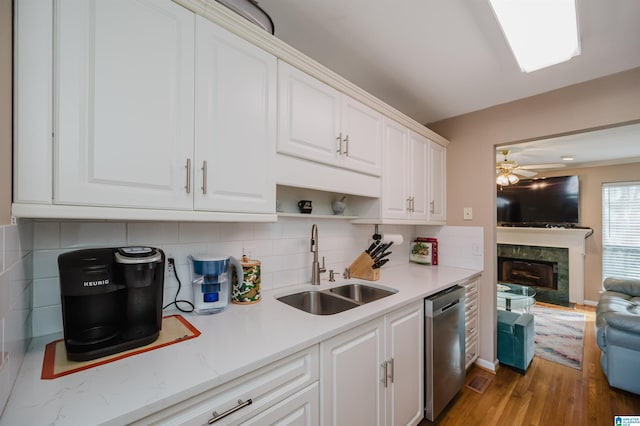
[381,233,404,245]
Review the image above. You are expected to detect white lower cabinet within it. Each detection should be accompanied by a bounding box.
[133,346,319,425]
[321,301,424,426]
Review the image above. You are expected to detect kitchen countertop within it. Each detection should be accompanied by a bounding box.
[0,263,481,425]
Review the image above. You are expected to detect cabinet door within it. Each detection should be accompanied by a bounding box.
[55,0,195,209]
[340,95,382,176]
[321,318,385,426]
[385,302,424,426]
[382,118,410,219]
[408,131,429,221]
[277,61,341,166]
[429,141,446,222]
[194,16,276,213]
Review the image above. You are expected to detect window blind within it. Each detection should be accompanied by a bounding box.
[602,181,640,280]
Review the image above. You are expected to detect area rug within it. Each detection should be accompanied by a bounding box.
[530,304,586,370]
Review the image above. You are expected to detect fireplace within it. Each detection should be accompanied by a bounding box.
[497,227,593,305]
[497,244,569,306]
[498,257,558,290]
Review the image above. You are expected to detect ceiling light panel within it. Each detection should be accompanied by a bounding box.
[489,0,581,72]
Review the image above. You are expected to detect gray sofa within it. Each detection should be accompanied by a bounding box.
[596,277,640,395]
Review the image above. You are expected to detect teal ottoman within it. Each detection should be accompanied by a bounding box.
[497,309,535,373]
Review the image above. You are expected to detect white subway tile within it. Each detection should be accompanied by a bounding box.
[0,356,10,415]
[33,278,60,308]
[280,219,313,238]
[127,222,179,245]
[205,241,244,258]
[242,239,273,258]
[61,222,126,248]
[33,249,65,280]
[219,223,255,241]
[33,222,60,250]
[272,238,307,256]
[253,222,282,240]
[179,223,220,243]
[3,226,20,269]
[32,305,63,337]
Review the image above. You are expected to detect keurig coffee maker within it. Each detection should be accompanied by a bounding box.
[58,247,165,361]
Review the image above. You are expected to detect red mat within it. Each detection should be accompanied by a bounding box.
[41,315,200,380]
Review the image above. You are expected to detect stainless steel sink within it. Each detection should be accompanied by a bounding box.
[277,290,359,315]
[329,283,397,304]
[277,283,397,315]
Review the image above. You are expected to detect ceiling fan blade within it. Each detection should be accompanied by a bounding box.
[514,169,538,177]
[520,163,567,170]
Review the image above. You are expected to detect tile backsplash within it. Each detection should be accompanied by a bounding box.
[30,218,416,338]
[0,220,33,414]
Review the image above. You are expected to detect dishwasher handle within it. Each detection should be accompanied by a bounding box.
[440,299,460,313]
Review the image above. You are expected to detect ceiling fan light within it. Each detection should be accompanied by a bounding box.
[489,0,581,72]
[496,174,510,186]
[507,173,520,184]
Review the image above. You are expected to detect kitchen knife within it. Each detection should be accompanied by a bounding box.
[374,251,392,262]
[365,240,379,255]
[371,241,393,259]
[369,242,387,258]
[372,258,390,269]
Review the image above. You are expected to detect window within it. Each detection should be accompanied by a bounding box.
[602,182,640,281]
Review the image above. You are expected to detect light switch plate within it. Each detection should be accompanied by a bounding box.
[463,207,473,220]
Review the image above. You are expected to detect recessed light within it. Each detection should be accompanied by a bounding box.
[561,156,574,161]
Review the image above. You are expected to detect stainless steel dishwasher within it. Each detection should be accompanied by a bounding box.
[424,285,466,421]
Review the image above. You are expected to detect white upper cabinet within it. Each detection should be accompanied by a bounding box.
[381,118,429,221]
[429,141,447,222]
[55,0,195,209]
[194,15,276,213]
[278,61,382,176]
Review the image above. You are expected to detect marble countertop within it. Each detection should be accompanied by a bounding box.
[0,263,481,425]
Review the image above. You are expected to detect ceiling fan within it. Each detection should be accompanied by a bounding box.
[496,149,537,185]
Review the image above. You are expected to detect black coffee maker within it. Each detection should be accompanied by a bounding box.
[58,247,165,361]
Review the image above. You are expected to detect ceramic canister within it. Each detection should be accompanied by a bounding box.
[232,255,261,304]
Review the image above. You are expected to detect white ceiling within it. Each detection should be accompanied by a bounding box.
[256,0,640,169]
[497,122,640,171]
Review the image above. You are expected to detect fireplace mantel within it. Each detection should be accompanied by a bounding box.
[497,227,593,304]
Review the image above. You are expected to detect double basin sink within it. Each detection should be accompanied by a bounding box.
[277,283,397,315]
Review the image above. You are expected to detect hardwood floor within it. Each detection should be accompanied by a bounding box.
[421,304,640,426]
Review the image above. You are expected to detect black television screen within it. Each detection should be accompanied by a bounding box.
[497,175,580,226]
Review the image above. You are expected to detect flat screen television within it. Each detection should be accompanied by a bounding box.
[497,175,580,226]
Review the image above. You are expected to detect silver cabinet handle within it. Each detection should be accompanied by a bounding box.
[344,134,349,156]
[406,197,412,212]
[381,361,388,388]
[430,200,435,214]
[185,158,191,194]
[388,358,394,384]
[201,160,207,195]
[336,133,343,154]
[208,399,252,424]
[410,197,415,212]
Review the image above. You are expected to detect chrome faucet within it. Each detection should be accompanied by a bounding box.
[310,224,326,285]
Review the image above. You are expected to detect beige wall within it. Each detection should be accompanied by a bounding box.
[1,0,12,225]
[429,67,640,366]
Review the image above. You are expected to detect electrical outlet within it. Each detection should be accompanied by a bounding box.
[167,258,175,274]
[463,207,473,220]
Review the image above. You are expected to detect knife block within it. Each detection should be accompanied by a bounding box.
[349,252,380,281]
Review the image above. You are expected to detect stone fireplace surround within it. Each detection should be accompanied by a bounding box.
[497,227,593,305]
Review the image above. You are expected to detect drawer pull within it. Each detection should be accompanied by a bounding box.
[208,399,253,424]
